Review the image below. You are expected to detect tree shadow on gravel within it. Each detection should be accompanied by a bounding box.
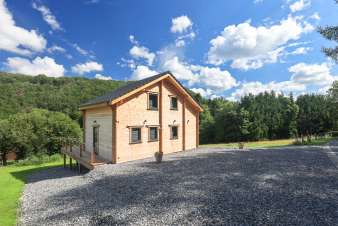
[26,147,338,226]
[11,166,78,184]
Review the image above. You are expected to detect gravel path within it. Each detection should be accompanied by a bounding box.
[20,145,338,226]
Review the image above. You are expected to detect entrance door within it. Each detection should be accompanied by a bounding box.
[93,126,99,155]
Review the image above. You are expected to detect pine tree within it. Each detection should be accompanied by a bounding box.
[318,0,338,62]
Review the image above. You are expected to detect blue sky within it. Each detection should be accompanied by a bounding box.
[0,0,337,100]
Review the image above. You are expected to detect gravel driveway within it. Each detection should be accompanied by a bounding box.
[20,145,338,226]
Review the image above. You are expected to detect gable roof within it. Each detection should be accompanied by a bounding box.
[80,71,203,111]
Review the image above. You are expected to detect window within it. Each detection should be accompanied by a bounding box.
[170,96,178,110]
[130,127,142,143]
[148,127,158,141]
[148,93,158,110]
[170,126,178,140]
[93,126,99,154]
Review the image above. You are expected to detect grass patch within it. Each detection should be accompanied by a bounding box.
[200,137,335,149]
[0,155,63,226]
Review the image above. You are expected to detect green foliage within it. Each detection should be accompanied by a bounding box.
[296,94,333,137]
[318,0,338,62]
[0,109,82,163]
[0,72,126,123]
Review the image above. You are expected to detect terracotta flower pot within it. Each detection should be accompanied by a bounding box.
[154,151,163,163]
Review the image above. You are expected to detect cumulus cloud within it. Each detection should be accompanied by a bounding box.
[32,2,63,31]
[160,56,238,91]
[71,61,103,75]
[0,0,47,55]
[171,15,193,33]
[131,65,158,80]
[95,74,112,80]
[228,62,338,100]
[229,80,306,101]
[289,46,312,55]
[129,45,155,66]
[190,88,219,99]
[289,0,311,13]
[310,12,320,20]
[47,45,66,54]
[207,15,314,70]
[5,56,65,77]
[289,62,337,86]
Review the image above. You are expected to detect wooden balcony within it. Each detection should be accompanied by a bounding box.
[61,145,107,170]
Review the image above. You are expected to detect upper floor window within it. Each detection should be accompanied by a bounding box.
[130,127,142,144]
[148,93,158,110]
[170,96,178,110]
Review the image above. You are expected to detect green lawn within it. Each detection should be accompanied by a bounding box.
[200,137,335,149]
[0,157,63,226]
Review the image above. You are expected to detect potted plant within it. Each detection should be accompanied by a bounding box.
[154,151,163,163]
[238,142,245,149]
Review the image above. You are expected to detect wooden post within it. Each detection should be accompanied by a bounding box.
[82,110,86,152]
[91,151,96,163]
[78,161,81,173]
[80,144,83,157]
[70,157,73,169]
[159,80,164,154]
[63,154,66,168]
[112,104,117,164]
[182,98,186,151]
[196,112,200,148]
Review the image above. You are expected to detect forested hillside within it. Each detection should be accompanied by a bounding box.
[0,72,126,123]
[0,72,337,145]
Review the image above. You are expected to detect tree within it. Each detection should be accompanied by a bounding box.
[0,120,15,165]
[6,109,83,159]
[328,81,338,130]
[318,0,338,62]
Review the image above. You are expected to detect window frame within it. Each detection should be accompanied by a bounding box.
[170,125,179,140]
[147,92,159,111]
[129,126,142,144]
[170,96,178,110]
[148,126,159,142]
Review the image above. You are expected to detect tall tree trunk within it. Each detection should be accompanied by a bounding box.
[1,153,7,166]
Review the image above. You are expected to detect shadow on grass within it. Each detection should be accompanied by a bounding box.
[22,147,338,225]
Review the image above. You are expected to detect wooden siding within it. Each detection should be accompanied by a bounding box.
[85,106,113,162]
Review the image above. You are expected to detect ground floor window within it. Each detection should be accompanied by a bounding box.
[170,126,178,140]
[148,127,159,141]
[130,127,142,144]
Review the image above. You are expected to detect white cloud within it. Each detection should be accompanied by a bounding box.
[161,56,195,81]
[310,12,320,20]
[131,65,158,80]
[289,0,311,13]
[190,88,219,99]
[95,74,112,80]
[0,0,46,55]
[254,0,264,3]
[71,61,103,75]
[289,62,337,86]
[207,15,314,70]
[171,15,193,33]
[190,66,238,90]
[32,2,62,31]
[289,46,312,55]
[129,35,138,45]
[229,80,306,100]
[47,45,66,53]
[129,45,155,66]
[5,56,65,77]
[160,56,237,91]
